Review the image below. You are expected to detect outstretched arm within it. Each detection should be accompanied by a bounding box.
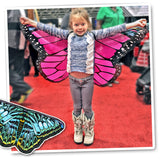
[126,19,147,29]
[93,19,147,40]
[20,17,69,39]
[93,23,127,40]
[20,17,37,27]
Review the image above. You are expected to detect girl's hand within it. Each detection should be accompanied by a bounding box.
[20,17,37,28]
[135,19,147,28]
[126,19,147,29]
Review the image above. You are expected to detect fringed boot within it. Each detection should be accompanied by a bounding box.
[83,113,95,146]
[72,112,83,144]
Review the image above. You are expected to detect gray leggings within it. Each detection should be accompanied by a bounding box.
[69,75,94,119]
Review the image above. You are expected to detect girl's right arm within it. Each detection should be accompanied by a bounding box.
[20,17,69,39]
[20,17,37,27]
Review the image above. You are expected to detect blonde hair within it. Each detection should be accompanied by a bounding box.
[69,8,92,31]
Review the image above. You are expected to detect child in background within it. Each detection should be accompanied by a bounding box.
[20,8,146,146]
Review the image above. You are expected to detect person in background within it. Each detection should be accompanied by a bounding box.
[8,9,33,104]
[61,8,76,29]
[96,7,124,29]
[24,9,39,77]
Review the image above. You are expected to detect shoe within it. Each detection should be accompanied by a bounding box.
[83,113,95,146]
[34,72,39,77]
[72,112,83,144]
[24,73,29,76]
[17,88,33,104]
[10,96,21,102]
[106,83,112,87]
[113,80,119,84]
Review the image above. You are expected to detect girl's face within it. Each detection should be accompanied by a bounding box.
[71,16,89,36]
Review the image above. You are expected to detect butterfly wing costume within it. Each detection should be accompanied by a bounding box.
[21,23,148,86]
[0,100,65,154]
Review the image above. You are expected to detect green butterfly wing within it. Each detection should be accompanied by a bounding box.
[0,100,65,154]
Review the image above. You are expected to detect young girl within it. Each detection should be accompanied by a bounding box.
[20,8,146,146]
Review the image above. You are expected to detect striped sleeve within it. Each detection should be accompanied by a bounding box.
[37,22,70,39]
[92,23,127,40]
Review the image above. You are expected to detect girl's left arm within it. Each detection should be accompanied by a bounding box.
[93,19,147,40]
[93,23,127,40]
[126,19,147,29]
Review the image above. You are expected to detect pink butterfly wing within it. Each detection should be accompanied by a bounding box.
[39,51,68,82]
[21,24,149,86]
[94,52,116,86]
[21,25,68,82]
[94,34,127,86]
[94,27,149,86]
